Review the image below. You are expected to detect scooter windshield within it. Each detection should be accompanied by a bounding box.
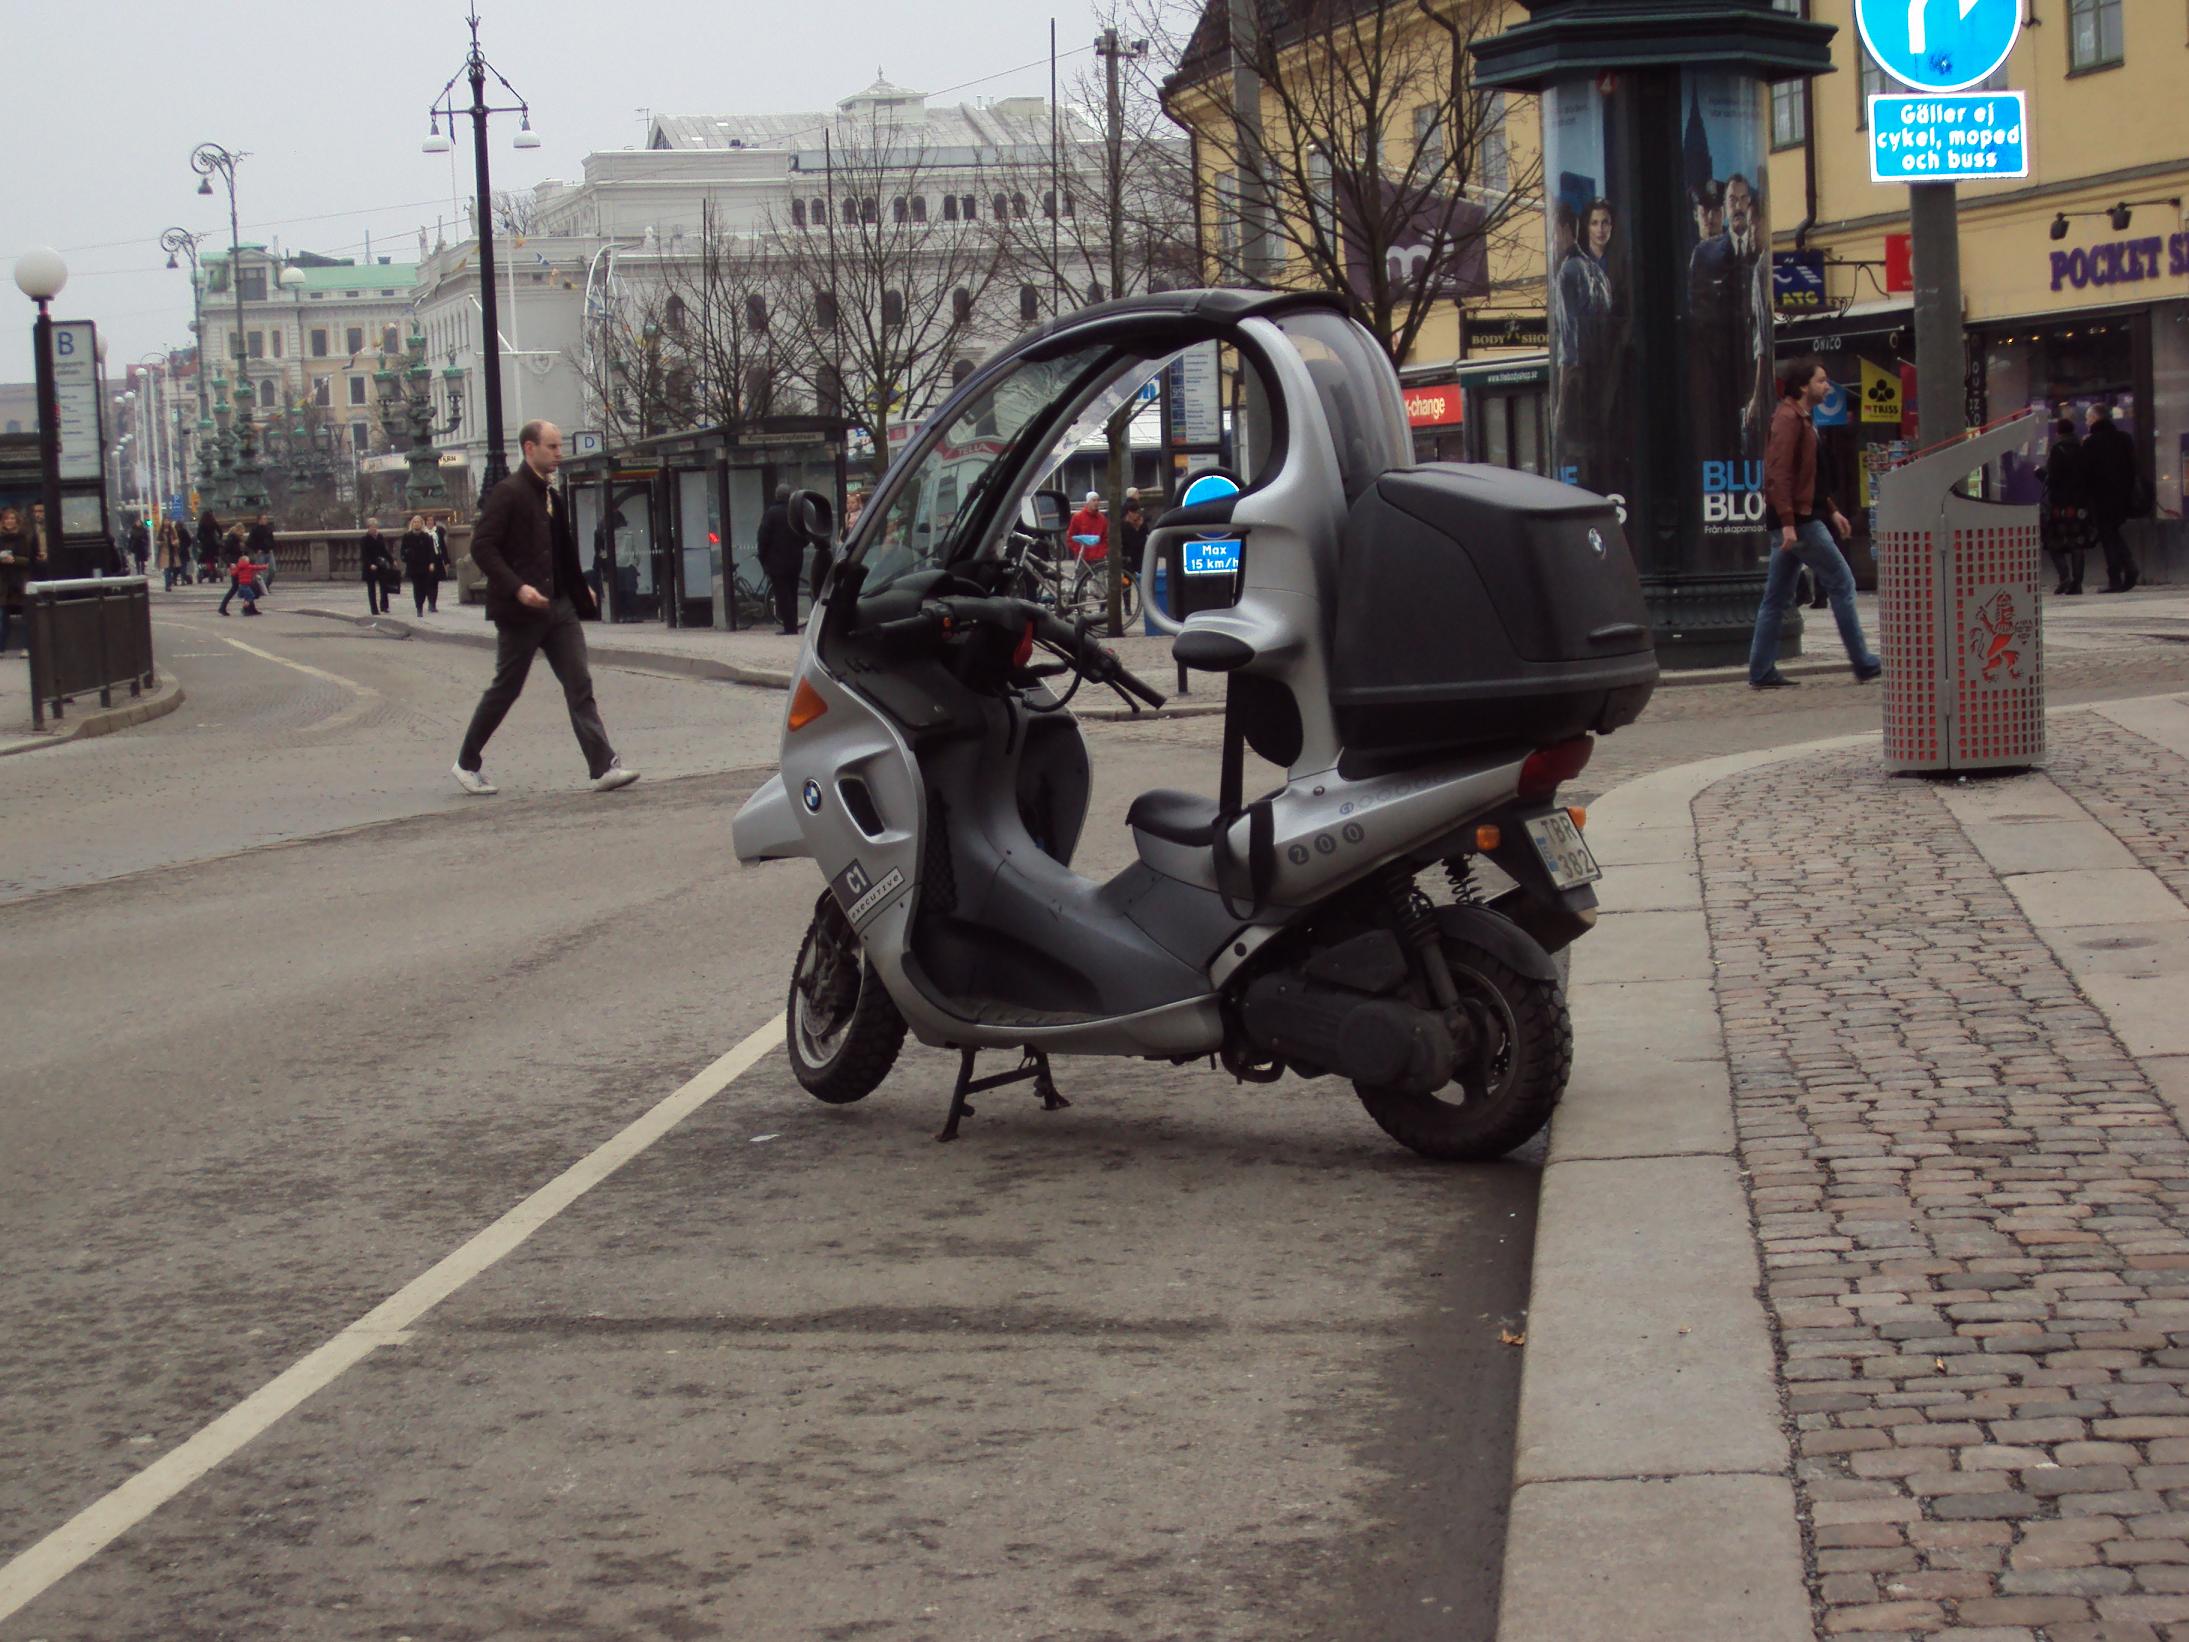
[854,344,1112,594]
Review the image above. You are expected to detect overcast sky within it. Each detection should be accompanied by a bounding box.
[4,0,1110,384]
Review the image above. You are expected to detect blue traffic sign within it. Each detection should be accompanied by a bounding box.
[1182,538,1241,577]
[1855,0,2021,93]
[1869,92,2029,182]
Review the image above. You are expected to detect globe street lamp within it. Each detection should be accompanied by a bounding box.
[423,5,542,498]
[14,246,70,568]
[192,141,268,516]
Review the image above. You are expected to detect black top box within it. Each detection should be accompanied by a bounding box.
[1331,464,1658,757]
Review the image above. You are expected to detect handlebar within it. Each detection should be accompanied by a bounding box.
[866,595,1165,709]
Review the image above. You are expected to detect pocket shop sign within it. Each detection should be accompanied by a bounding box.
[2050,233,2189,293]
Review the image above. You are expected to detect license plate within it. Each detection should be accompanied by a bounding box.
[1525,811,1601,890]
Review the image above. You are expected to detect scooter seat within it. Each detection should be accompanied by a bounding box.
[1125,788,1221,846]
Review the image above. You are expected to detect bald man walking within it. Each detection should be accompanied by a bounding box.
[453,420,639,795]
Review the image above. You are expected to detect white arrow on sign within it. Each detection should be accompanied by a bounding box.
[1907,0,1982,57]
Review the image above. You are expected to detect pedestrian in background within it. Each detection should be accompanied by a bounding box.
[452,419,638,797]
[0,505,45,655]
[160,520,187,590]
[218,548,263,616]
[757,483,801,635]
[2040,416,2091,596]
[197,510,222,584]
[360,519,393,614]
[401,513,443,615]
[1067,491,1109,564]
[128,515,151,576]
[1749,356,1882,690]
[246,512,276,588]
[817,487,862,601]
[1117,496,1149,583]
[2084,404,2140,593]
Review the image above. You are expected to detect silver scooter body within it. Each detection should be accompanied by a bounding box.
[733,293,1573,1065]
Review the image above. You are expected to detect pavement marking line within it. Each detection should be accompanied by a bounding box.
[0,1011,786,1626]
[198,630,378,700]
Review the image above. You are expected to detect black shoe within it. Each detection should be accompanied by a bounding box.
[2055,579,2071,594]
[2100,584,2128,593]
[1751,674,1801,690]
[1807,598,1829,611]
[2125,569,2141,592]
[2067,582,2084,595]
[1854,662,1882,683]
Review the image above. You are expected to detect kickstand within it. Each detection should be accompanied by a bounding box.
[935,1048,1071,1142]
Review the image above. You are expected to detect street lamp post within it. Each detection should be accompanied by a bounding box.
[14,247,69,569]
[191,142,268,516]
[422,6,541,499]
[160,227,212,508]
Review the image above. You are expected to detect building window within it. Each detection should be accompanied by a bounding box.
[346,326,365,356]
[892,196,908,223]
[236,267,267,302]
[314,377,331,408]
[1306,151,1336,244]
[664,293,688,335]
[817,364,842,418]
[1216,171,1240,265]
[952,358,973,386]
[229,331,244,358]
[1010,193,1028,219]
[952,286,972,323]
[349,377,367,406]
[2067,0,2123,71]
[348,420,367,451]
[993,192,1010,221]
[809,197,826,225]
[247,330,264,358]
[882,288,904,327]
[1043,190,1058,219]
[746,293,768,333]
[1479,92,1509,192]
[1413,104,1444,176]
[270,329,284,358]
[308,291,325,300]
[943,194,960,222]
[816,291,838,328]
[382,325,400,355]
[745,366,774,417]
[791,198,806,227]
[259,377,275,405]
[1770,78,1807,149]
[960,194,976,220]
[910,195,927,223]
[841,197,858,225]
[859,196,877,223]
[1019,284,1039,323]
[1857,45,1888,127]
[311,328,328,358]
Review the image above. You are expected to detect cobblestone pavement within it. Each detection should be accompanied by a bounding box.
[1699,718,2189,1641]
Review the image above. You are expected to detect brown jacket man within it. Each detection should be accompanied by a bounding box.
[452,420,636,795]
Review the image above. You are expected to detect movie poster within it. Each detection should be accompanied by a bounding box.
[1678,72,1773,539]
[1541,77,1634,514]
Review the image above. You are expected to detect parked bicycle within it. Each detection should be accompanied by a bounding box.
[1001,515,1140,629]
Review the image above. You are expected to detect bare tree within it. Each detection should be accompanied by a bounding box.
[1164,0,1539,366]
[657,200,794,430]
[572,274,688,445]
[761,118,1010,477]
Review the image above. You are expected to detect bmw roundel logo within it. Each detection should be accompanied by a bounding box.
[801,779,823,813]
[1587,527,1606,559]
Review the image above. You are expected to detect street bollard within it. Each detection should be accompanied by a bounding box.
[1876,414,2046,773]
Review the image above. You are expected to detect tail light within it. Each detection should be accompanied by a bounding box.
[1518,736,1593,800]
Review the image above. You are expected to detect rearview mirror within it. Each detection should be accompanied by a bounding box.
[790,490,834,545]
[1023,489,1068,533]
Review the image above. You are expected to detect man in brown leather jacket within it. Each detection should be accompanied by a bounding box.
[1746,357,1883,689]
[452,420,639,794]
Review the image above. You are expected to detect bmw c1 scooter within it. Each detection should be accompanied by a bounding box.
[732,291,1657,1159]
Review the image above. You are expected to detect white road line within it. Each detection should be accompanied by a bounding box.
[199,631,378,699]
[0,1012,786,1624]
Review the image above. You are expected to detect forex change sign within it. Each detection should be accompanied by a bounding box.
[1869,92,2028,182]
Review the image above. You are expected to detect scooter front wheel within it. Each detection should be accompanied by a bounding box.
[787,892,906,1104]
[1353,937,1570,1161]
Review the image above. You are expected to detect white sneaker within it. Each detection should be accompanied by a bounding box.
[452,763,498,796]
[592,760,640,793]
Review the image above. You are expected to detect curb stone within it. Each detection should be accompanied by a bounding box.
[0,678,186,757]
[288,607,1229,722]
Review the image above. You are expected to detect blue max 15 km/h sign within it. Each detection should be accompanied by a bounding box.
[1869,91,2029,182]
[1855,0,2021,92]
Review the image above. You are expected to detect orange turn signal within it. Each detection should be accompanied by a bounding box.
[787,678,828,731]
[1567,806,1587,831]
[1474,824,1502,851]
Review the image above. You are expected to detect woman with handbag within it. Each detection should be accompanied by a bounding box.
[2039,417,2091,596]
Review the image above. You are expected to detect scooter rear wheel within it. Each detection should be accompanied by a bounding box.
[1353,938,1570,1161]
[787,893,906,1104]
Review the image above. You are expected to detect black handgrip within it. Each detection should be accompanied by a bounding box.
[1587,622,1647,645]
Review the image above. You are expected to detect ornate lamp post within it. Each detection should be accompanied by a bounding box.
[402,327,448,508]
[14,247,71,569]
[191,142,268,516]
[422,7,541,499]
[208,372,237,512]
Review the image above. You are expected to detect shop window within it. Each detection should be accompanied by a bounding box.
[2067,0,2123,71]
[1771,79,1807,149]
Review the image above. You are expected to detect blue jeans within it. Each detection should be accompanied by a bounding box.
[1748,518,1880,683]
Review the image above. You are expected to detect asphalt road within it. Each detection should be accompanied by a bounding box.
[8,591,2188,1640]
[0,599,1532,1642]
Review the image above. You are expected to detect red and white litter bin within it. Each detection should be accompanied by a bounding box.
[1876,415,2046,774]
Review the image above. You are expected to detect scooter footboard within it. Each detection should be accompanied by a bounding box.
[732,773,810,863]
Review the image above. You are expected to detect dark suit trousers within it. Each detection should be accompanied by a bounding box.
[457,597,616,778]
[769,570,799,632]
